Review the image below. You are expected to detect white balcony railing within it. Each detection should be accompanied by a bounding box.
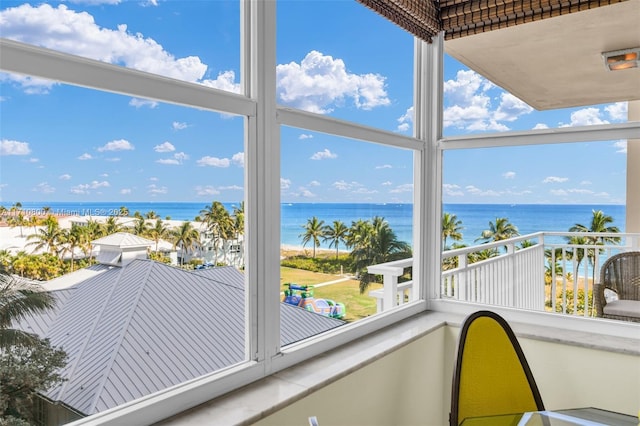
[368,232,640,316]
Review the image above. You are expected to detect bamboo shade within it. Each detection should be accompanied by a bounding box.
[356,0,627,42]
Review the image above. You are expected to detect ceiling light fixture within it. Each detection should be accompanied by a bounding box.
[602,47,640,71]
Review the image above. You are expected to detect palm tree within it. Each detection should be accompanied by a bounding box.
[8,211,28,237]
[104,216,124,235]
[145,210,158,219]
[148,219,170,252]
[475,217,519,244]
[200,201,233,263]
[171,221,200,266]
[350,217,412,293]
[442,212,463,250]
[27,216,63,256]
[299,216,325,258]
[132,216,150,236]
[119,206,130,217]
[569,209,621,282]
[323,220,349,259]
[0,269,57,348]
[58,224,88,272]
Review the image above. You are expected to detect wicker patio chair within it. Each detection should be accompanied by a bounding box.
[594,251,640,322]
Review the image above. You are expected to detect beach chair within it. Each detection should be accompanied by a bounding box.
[594,251,640,322]
[449,310,544,426]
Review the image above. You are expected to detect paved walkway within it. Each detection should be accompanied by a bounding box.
[312,276,354,288]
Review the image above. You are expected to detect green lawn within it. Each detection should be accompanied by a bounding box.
[280,266,382,322]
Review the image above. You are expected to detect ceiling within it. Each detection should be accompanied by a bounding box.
[444,0,640,110]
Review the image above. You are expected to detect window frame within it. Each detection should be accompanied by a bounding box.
[2,0,639,423]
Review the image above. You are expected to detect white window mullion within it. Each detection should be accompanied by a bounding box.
[245,0,280,371]
[414,34,444,302]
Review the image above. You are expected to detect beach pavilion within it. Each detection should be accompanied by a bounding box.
[0,0,639,425]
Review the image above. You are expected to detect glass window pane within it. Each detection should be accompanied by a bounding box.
[0,77,249,415]
[443,56,629,136]
[441,140,628,317]
[0,1,241,93]
[280,126,415,343]
[277,1,414,132]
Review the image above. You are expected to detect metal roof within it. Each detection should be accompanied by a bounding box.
[91,232,154,248]
[16,260,344,416]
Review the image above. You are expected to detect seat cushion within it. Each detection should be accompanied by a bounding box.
[603,300,640,319]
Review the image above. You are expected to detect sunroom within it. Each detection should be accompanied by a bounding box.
[0,0,639,425]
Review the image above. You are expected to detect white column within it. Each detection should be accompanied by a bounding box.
[627,101,640,233]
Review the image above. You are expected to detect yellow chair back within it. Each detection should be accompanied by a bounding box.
[450,311,544,426]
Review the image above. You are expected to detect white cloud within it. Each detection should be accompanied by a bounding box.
[28,158,39,163]
[550,189,568,196]
[605,102,627,121]
[560,107,609,127]
[98,139,134,152]
[33,182,55,194]
[396,106,413,133]
[70,180,110,194]
[299,134,313,140]
[389,184,412,193]
[147,184,168,195]
[310,149,337,160]
[533,123,549,130]
[0,73,57,94]
[280,178,291,190]
[59,174,72,180]
[381,181,392,186]
[219,185,243,191]
[201,70,241,94]
[197,156,230,167]
[443,70,532,132]
[195,185,221,196]
[332,180,365,191]
[232,152,244,167]
[613,140,627,154]
[172,122,188,131]
[308,180,320,187]
[443,183,464,197]
[276,50,390,114]
[494,93,533,122]
[0,139,31,155]
[67,0,121,4]
[78,153,93,160]
[154,141,175,153]
[543,176,569,183]
[157,152,188,165]
[502,171,516,179]
[120,188,132,195]
[129,98,159,109]
[376,164,392,169]
[1,4,208,89]
[465,185,501,197]
[105,157,120,162]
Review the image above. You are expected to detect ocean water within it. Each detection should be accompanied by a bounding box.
[8,201,626,248]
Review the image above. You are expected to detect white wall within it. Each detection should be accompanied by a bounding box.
[255,325,639,426]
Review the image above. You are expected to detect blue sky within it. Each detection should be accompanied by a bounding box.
[0,1,628,205]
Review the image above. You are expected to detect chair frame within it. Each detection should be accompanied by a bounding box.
[594,251,640,322]
[449,310,545,426]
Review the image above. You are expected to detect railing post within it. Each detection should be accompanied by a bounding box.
[383,272,398,312]
[457,254,467,300]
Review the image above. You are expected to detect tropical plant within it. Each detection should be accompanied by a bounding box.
[323,220,349,259]
[0,270,67,424]
[350,217,412,293]
[148,219,170,252]
[475,217,519,244]
[171,221,201,266]
[26,216,63,256]
[299,217,326,258]
[132,216,150,236]
[0,270,56,348]
[568,209,621,282]
[442,212,463,250]
[200,201,233,263]
[58,224,88,272]
[103,216,124,235]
